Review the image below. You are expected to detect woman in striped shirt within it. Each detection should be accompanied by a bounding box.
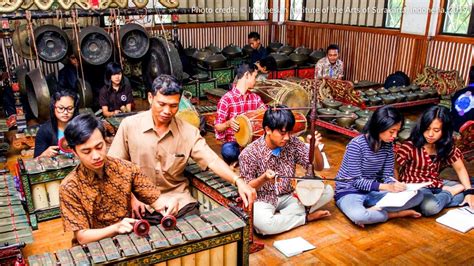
[335,106,424,227]
[396,106,473,216]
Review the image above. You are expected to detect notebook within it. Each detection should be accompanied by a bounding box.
[375,182,432,208]
[273,237,316,257]
[436,207,474,233]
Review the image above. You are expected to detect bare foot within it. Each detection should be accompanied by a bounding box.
[388,210,421,220]
[442,184,465,196]
[307,210,331,222]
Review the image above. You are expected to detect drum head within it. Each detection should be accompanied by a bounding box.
[176,110,200,128]
[279,87,310,115]
[234,115,252,147]
[295,180,324,206]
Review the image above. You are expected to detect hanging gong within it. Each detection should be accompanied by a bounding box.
[25,68,50,122]
[76,79,93,108]
[35,25,70,63]
[119,23,150,60]
[79,26,113,65]
[161,39,184,81]
[12,24,36,60]
[14,64,29,96]
[142,37,172,91]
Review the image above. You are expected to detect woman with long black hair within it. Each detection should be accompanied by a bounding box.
[335,105,423,227]
[396,105,473,216]
[99,62,133,117]
[34,90,79,157]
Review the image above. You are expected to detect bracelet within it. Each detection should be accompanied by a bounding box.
[463,188,474,196]
[232,175,241,186]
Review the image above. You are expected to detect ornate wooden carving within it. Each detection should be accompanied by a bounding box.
[0,0,23,13]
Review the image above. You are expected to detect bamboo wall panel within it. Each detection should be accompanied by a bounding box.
[286,25,419,83]
[286,24,472,85]
[178,24,271,48]
[426,40,474,85]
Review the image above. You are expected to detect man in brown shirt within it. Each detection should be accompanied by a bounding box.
[109,74,256,218]
[60,114,178,244]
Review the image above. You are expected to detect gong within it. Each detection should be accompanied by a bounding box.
[158,38,184,81]
[35,25,70,63]
[14,64,29,96]
[79,26,113,65]
[142,37,171,91]
[76,79,93,108]
[25,68,50,122]
[12,24,35,60]
[119,23,149,60]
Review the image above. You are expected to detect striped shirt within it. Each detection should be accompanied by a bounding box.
[215,86,265,142]
[335,135,395,201]
[239,136,310,207]
[396,141,463,188]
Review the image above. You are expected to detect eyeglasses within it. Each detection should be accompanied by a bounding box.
[55,106,74,113]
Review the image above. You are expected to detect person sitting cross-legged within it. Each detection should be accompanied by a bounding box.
[239,106,333,235]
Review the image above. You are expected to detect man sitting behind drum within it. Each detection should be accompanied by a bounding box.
[108,74,256,219]
[239,106,333,235]
[315,44,344,80]
[215,63,266,166]
[255,56,277,81]
[59,114,178,244]
[248,31,267,65]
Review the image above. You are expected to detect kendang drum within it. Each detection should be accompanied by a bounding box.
[252,79,310,115]
[234,109,307,147]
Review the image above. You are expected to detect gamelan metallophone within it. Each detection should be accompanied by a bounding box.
[19,155,79,227]
[185,161,240,211]
[27,206,250,265]
[0,173,33,264]
[185,160,265,253]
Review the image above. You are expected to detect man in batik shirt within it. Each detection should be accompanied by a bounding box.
[315,44,344,80]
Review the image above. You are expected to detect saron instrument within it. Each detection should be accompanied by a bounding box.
[28,206,249,265]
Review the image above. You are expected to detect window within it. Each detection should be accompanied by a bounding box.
[442,0,474,36]
[182,0,269,23]
[252,0,270,20]
[385,0,404,28]
[290,0,304,21]
[289,0,404,29]
[154,1,172,24]
[104,0,269,25]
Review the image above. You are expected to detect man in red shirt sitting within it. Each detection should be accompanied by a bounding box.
[215,63,265,166]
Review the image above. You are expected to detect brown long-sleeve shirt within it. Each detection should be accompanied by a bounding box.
[59,156,160,231]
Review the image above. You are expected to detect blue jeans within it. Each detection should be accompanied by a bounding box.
[419,177,474,217]
[336,191,424,225]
